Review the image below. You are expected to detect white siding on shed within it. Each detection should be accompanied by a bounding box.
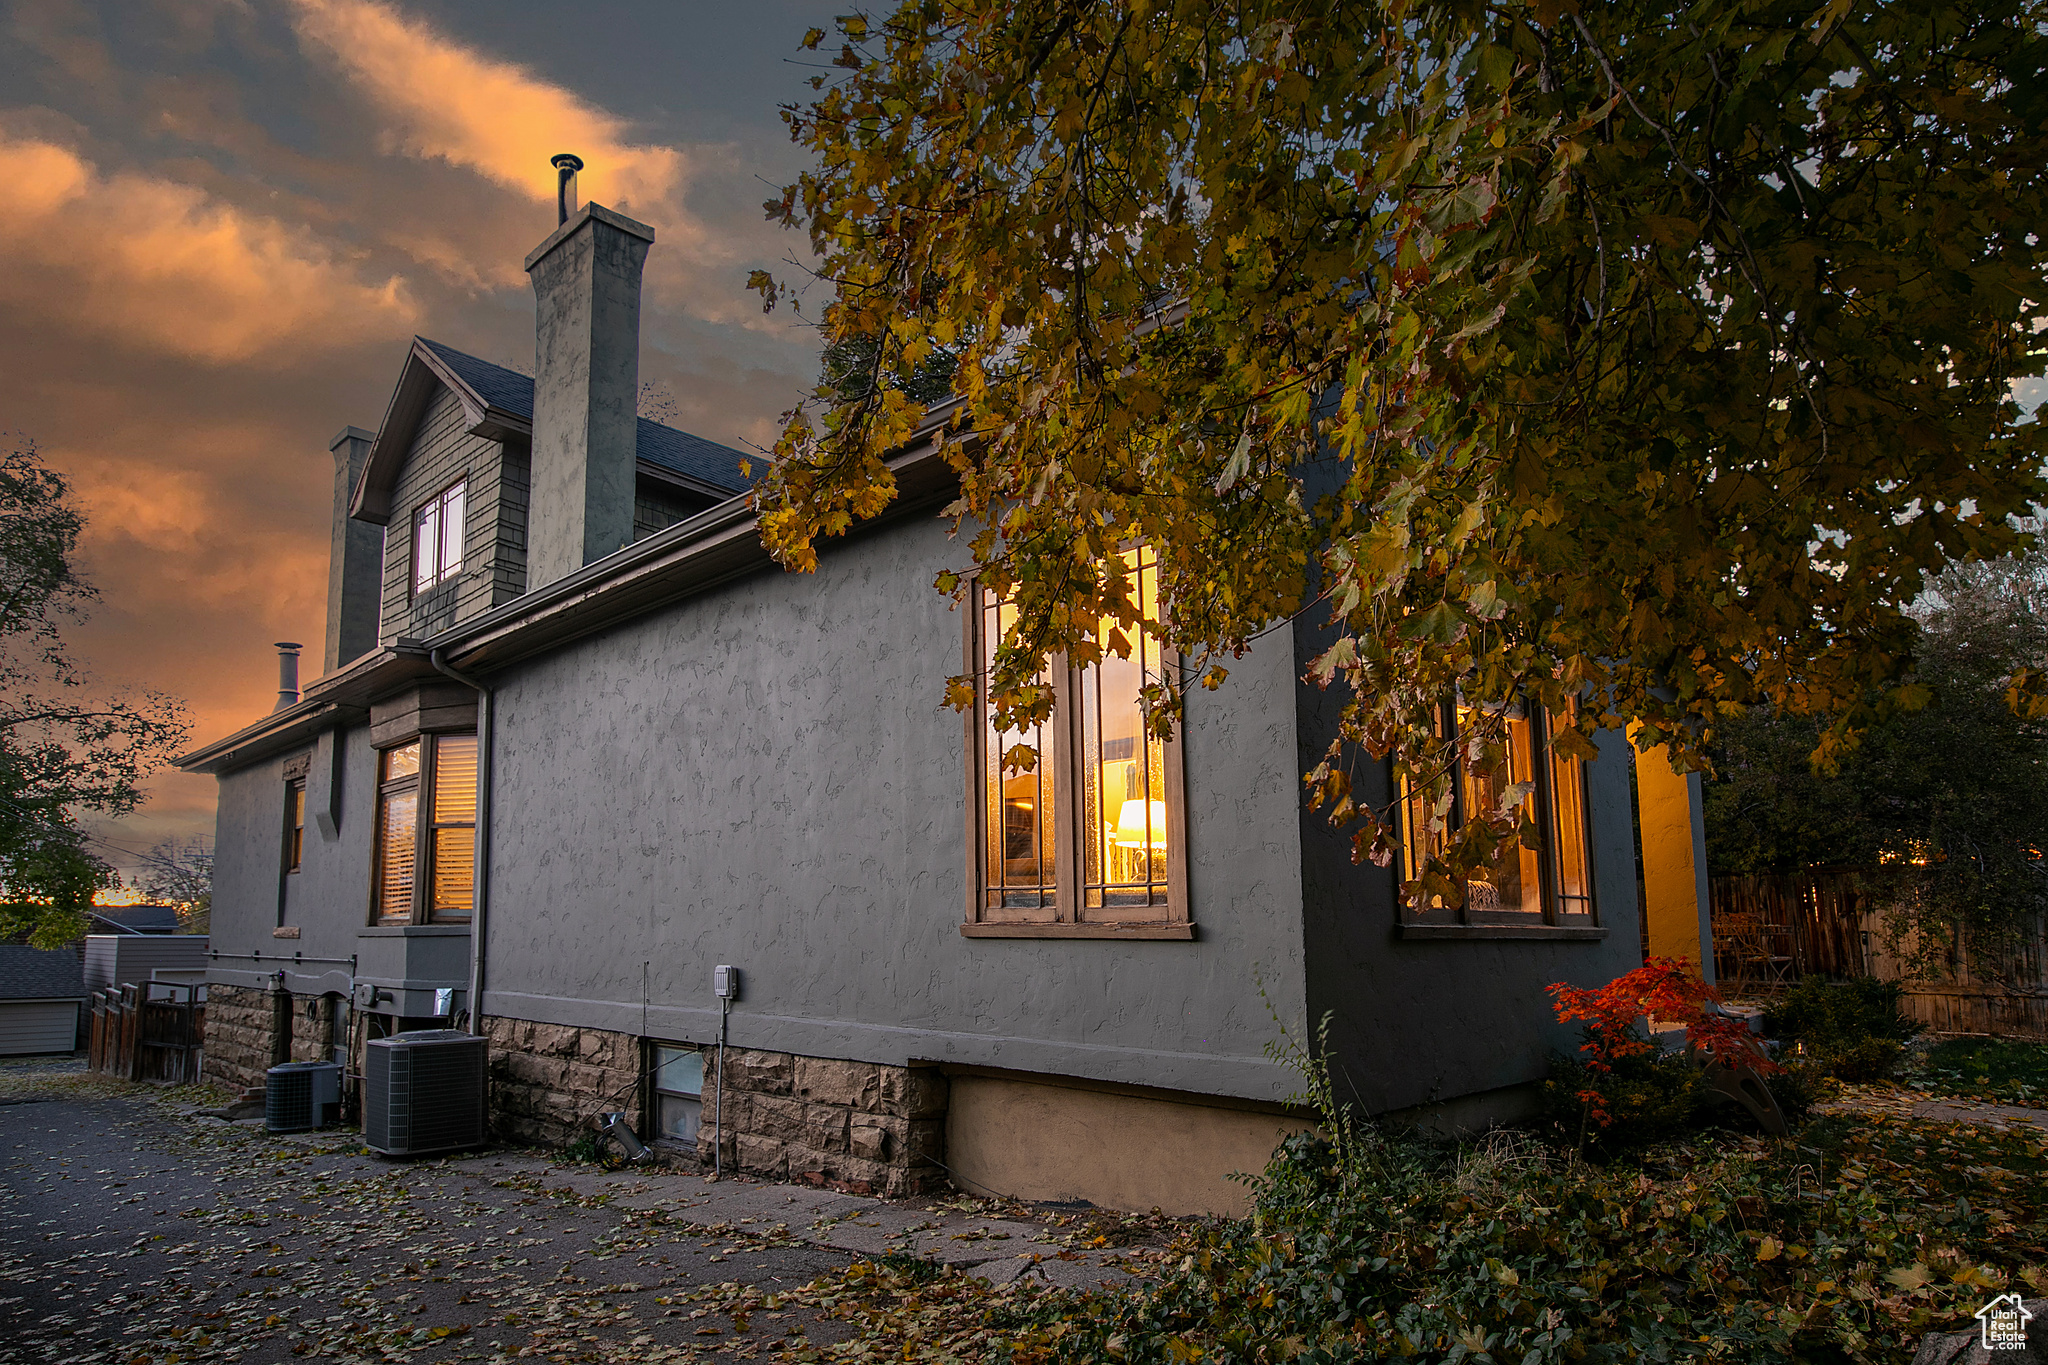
[0,1000,80,1055]
[83,936,208,994]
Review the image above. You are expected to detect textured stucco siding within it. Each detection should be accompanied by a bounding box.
[483,512,1311,1104]
[208,726,378,999]
[378,385,526,640]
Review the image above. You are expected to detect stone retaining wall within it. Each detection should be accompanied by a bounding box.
[203,984,279,1094]
[482,1016,644,1148]
[702,1047,948,1198]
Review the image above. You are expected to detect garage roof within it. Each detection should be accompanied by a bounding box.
[0,946,86,1002]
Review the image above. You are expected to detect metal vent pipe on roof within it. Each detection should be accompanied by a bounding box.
[552,153,584,225]
[273,642,302,711]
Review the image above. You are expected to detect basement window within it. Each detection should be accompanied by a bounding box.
[650,1045,703,1145]
[412,479,466,595]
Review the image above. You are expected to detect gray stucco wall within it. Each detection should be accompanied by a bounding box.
[482,511,1311,1103]
[209,724,421,1000]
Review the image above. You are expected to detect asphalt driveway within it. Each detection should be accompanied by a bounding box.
[0,1062,1165,1365]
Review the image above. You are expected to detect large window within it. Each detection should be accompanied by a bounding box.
[1397,702,1595,928]
[373,733,477,925]
[967,546,1187,935]
[412,479,466,595]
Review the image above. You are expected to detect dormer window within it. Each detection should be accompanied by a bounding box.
[412,479,466,595]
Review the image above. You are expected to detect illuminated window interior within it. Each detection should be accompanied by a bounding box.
[1400,703,1595,923]
[976,545,1177,923]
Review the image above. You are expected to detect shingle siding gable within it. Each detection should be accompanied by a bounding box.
[378,384,528,640]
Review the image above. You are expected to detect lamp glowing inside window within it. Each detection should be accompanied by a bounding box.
[413,480,466,595]
[1081,545,1170,910]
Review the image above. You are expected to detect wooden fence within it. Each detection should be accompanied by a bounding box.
[88,982,205,1084]
[1709,871,1870,992]
[1709,870,2048,1038]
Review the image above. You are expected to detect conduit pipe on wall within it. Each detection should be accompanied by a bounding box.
[429,647,494,1037]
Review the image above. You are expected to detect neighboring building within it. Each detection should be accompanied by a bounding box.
[179,189,1716,1215]
[88,904,182,935]
[0,946,86,1055]
[82,935,210,997]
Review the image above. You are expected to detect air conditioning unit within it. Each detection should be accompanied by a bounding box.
[364,1029,488,1157]
[265,1061,341,1133]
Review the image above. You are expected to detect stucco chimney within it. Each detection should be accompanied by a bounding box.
[522,161,655,590]
[274,643,303,711]
[324,426,382,672]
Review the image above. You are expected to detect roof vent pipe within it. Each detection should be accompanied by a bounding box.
[552,153,584,225]
[273,642,302,712]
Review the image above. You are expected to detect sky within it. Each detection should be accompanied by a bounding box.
[0,0,842,889]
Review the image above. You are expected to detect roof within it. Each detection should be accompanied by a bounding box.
[413,338,755,494]
[87,904,181,935]
[0,946,86,1001]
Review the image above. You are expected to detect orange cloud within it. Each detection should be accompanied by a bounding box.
[0,133,417,365]
[287,0,688,215]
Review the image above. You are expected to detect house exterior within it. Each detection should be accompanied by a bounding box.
[179,192,1717,1216]
[0,946,87,1055]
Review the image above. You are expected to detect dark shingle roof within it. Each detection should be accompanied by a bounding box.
[416,339,753,495]
[0,946,85,1001]
[88,904,180,935]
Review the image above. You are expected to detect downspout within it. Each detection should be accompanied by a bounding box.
[429,648,493,1037]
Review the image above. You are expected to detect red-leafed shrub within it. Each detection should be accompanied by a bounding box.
[1545,957,1776,1136]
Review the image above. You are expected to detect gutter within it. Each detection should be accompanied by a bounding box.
[429,646,493,1038]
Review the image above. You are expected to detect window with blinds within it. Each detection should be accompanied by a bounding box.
[372,733,477,925]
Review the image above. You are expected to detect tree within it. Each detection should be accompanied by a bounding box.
[0,439,189,948]
[138,837,213,936]
[752,0,2048,906]
[1705,549,2048,983]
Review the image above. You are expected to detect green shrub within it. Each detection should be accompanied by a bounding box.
[1765,976,1920,1079]
[1539,1043,1711,1155]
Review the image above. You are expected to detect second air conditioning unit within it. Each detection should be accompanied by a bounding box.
[364,1029,488,1157]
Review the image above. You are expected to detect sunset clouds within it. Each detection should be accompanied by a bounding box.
[0,0,832,880]
[0,132,417,364]
[287,0,689,216]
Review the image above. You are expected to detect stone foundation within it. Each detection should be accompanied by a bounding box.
[701,1047,949,1198]
[482,1017,645,1148]
[475,1024,951,1196]
[203,984,281,1094]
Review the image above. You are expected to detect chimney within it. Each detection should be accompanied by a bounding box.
[274,643,303,711]
[523,155,655,590]
[324,426,382,672]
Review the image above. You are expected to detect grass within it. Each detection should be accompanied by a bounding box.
[1916,1036,2048,1105]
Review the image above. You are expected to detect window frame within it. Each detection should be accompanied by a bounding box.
[283,778,306,875]
[645,1041,705,1149]
[1395,700,1603,939]
[370,730,477,927]
[411,478,467,598]
[961,570,1191,939]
